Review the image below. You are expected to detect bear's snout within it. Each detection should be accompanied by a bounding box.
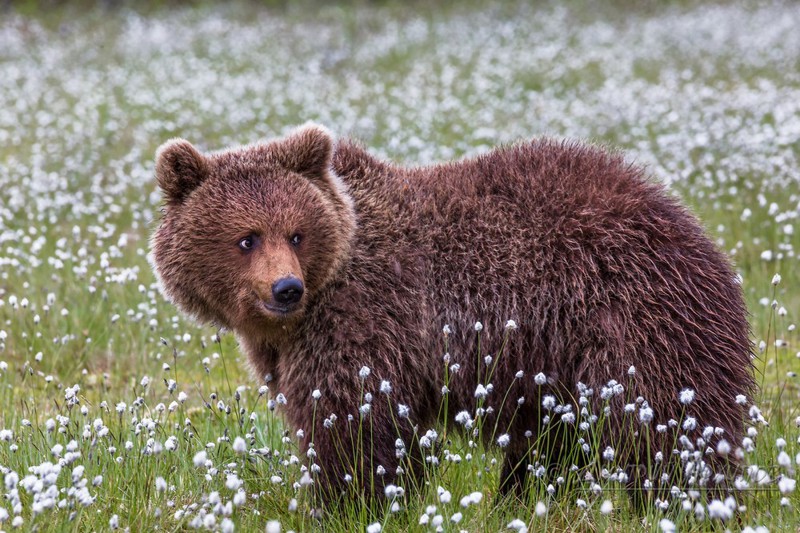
[272,277,304,306]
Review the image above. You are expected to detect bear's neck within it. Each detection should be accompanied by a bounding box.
[237,331,290,387]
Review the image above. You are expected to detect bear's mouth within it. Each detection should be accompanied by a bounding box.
[261,301,302,317]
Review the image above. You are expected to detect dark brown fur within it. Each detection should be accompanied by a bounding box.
[151,124,754,503]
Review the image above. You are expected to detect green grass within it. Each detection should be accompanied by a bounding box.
[1,0,799,531]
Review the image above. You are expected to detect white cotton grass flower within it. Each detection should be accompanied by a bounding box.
[707,498,734,521]
[311,389,321,400]
[497,434,511,447]
[659,518,676,532]
[419,429,437,448]
[772,273,782,285]
[193,450,208,467]
[716,439,731,455]
[72,465,85,483]
[542,395,556,410]
[602,446,615,462]
[232,491,246,507]
[232,437,247,454]
[535,501,547,516]
[748,465,771,485]
[380,380,392,394]
[475,384,488,399]
[679,388,695,404]
[474,321,483,332]
[459,491,483,507]
[266,521,281,533]
[505,319,517,330]
[507,518,528,531]
[455,411,474,429]
[778,451,792,469]
[226,474,243,491]
[384,484,404,499]
[534,372,547,385]
[778,476,796,494]
[600,499,613,515]
[734,476,750,490]
[5,471,19,491]
[437,486,452,504]
[359,366,371,380]
[735,394,748,405]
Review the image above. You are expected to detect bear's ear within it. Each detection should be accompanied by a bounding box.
[155,139,209,204]
[274,124,334,182]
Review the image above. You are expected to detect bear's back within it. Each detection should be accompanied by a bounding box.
[408,139,664,229]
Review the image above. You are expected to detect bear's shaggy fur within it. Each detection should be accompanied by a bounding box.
[151,124,753,503]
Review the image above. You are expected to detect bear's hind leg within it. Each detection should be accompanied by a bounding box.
[498,450,530,501]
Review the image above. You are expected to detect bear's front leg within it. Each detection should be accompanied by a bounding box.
[277,357,430,506]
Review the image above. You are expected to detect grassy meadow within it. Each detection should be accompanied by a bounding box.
[1,1,800,531]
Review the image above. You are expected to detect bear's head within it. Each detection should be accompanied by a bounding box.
[150,124,356,339]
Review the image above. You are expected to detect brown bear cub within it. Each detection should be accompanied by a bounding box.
[151,124,753,504]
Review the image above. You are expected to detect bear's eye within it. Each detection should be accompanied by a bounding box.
[290,234,302,247]
[238,235,256,251]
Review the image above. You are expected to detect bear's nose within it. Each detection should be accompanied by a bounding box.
[272,277,304,306]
